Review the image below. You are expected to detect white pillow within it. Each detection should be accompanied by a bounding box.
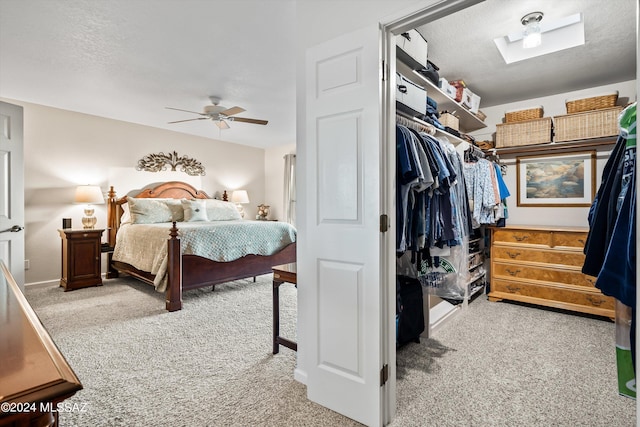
[181,199,209,222]
[127,197,174,224]
[164,199,185,222]
[120,202,132,224]
[204,199,242,221]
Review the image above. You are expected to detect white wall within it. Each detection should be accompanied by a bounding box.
[469,79,637,227]
[3,98,274,285]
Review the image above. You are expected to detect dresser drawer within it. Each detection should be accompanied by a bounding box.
[491,278,614,311]
[492,229,551,246]
[492,262,596,288]
[551,231,587,249]
[492,246,585,267]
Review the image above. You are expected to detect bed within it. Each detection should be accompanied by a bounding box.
[106,181,297,312]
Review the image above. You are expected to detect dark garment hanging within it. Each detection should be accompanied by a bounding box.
[582,135,626,277]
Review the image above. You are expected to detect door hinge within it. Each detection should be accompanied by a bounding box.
[380,214,389,233]
[381,59,387,81]
[380,364,389,386]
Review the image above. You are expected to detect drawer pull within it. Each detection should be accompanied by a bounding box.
[578,238,586,245]
[506,251,521,259]
[513,234,529,242]
[505,268,521,276]
[506,285,521,293]
[586,295,606,307]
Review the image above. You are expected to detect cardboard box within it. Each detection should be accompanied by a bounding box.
[462,88,481,114]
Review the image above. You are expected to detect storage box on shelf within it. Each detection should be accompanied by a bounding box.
[565,92,618,114]
[461,88,481,114]
[504,106,544,123]
[396,29,428,67]
[396,72,427,116]
[495,117,553,148]
[439,113,459,131]
[554,106,623,142]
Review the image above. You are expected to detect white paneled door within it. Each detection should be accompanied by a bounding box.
[0,102,25,288]
[303,25,388,426]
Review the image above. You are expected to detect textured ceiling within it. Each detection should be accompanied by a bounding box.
[0,0,296,148]
[417,0,637,108]
[0,0,636,149]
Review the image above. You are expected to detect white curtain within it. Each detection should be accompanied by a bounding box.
[283,154,296,226]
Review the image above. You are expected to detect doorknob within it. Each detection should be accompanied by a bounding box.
[0,225,24,233]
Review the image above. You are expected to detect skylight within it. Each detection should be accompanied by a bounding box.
[494,13,585,64]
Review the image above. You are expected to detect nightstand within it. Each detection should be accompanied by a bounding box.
[58,228,104,291]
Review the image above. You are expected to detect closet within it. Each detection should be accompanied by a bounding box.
[394,28,507,339]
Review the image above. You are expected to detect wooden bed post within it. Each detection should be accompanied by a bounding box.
[106,186,119,279]
[166,222,183,312]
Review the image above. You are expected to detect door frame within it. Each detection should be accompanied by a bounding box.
[378,0,485,422]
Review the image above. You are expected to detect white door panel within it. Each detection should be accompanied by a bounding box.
[0,102,25,288]
[303,24,385,426]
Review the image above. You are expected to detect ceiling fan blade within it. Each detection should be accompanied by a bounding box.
[220,106,245,116]
[231,117,269,125]
[215,119,230,130]
[165,107,206,115]
[168,117,209,124]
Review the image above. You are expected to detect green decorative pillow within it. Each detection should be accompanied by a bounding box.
[127,197,174,224]
[181,199,209,222]
[204,199,242,221]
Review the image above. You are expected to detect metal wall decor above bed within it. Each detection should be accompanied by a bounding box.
[136,151,205,176]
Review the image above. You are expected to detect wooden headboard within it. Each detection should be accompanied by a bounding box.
[107,181,211,248]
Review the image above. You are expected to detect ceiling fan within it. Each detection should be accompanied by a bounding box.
[166,96,268,129]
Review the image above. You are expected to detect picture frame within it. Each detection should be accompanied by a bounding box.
[516,151,596,207]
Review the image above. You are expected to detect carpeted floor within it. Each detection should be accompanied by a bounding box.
[25,276,635,426]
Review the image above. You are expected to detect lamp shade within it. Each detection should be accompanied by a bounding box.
[231,190,250,204]
[74,185,105,204]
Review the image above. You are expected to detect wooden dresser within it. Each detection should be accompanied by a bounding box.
[488,225,614,319]
[0,262,82,426]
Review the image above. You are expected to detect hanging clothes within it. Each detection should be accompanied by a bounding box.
[463,158,498,227]
[583,102,636,307]
[582,102,637,371]
[395,119,473,300]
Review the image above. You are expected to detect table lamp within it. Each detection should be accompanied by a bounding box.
[231,190,250,218]
[74,185,105,229]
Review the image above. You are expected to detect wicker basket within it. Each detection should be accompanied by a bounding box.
[565,93,618,114]
[495,117,553,148]
[439,113,459,131]
[504,107,543,123]
[554,107,622,142]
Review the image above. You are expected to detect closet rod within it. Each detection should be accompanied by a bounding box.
[467,144,485,158]
[396,110,436,135]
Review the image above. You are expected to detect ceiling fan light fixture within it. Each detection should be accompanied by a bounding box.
[215,119,230,130]
[521,11,543,49]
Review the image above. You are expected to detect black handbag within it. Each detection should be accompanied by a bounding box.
[417,60,439,86]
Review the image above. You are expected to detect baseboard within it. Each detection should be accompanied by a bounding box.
[294,367,307,385]
[25,279,59,288]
